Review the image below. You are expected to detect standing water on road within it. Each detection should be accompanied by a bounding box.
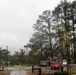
[10,66,28,75]
[10,70,28,75]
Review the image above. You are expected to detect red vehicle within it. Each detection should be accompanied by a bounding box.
[50,62,64,70]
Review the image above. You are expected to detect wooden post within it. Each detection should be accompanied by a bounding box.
[32,65,34,73]
[32,65,42,75]
[61,66,63,72]
[39,67,41,75]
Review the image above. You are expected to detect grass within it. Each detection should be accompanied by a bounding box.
[0,70,11,73]
[68,70,76,74]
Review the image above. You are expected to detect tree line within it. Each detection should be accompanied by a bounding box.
[26,0,76,64]
[0,48,25,66]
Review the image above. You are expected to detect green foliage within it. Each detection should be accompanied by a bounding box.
[28,10,54,60]
[10,49,26,65]
[55,72,69,75]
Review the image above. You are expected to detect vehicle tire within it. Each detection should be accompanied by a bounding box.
[51,68,53,70]
[57,68,59,70]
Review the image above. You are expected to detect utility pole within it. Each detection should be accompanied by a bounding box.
[6,46,8,66]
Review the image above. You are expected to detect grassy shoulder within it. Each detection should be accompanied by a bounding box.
[68,70,76,74]
[0,70,11,73]
[0,66,76,75]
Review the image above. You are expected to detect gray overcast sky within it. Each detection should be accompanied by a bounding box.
[0,0,74,54]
